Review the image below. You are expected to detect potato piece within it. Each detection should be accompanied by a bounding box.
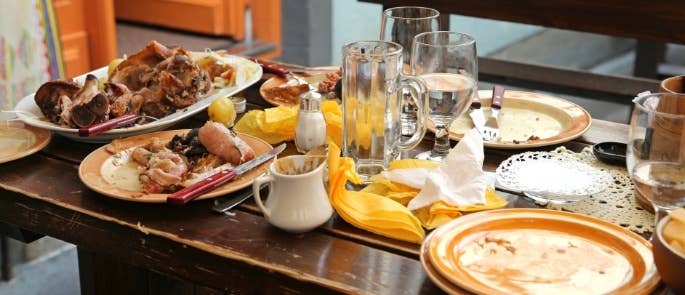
[670,208,685,224]
[663,217,685,245]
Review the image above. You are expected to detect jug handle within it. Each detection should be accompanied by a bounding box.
[398,75,428,151]
[252,174,273,218]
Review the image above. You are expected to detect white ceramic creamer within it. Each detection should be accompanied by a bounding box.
[252,155,332,232]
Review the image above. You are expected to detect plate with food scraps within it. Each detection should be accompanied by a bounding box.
[14,42,262,143]
[424,208,659,295]
[0,121,51,164]
[79,126,273,203]
[259,66,340,107]
[428,90,591,149]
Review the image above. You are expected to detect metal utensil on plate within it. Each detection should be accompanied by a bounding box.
[212,184,267,214]
[167,143,286,205]
[253,59,315,91]
[482,85,504,141]
[78,114,140,137]
[468,92,486,136]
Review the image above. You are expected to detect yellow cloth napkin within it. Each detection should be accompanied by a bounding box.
[234,100,343,146]
[328,143,425,244]
[326,143,507,242]
[366,159,508,229]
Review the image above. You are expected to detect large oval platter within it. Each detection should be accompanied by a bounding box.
[15,54,262,143]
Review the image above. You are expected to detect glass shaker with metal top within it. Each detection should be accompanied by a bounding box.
[295,91,327,153]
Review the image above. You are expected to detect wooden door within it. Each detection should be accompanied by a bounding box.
[53,0,117,77]
[114,0,281,58]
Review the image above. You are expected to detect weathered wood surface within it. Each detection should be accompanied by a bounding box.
[361,0,685,45]
[0,76,632,294]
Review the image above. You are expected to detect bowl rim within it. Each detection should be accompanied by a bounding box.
[656,215,685,260]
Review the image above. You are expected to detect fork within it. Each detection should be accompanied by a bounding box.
[482,85,504,141]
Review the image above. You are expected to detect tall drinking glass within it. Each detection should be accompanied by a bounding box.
[628,92,685,227]
[411,31,477,161]
[341,40,428,182]
[380,6,440,136]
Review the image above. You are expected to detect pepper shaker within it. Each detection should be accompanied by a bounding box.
[295,91,326,153]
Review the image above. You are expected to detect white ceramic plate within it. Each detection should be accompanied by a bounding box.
[14,55,262,143]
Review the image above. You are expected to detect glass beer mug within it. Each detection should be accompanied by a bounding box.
[341,40,428,182]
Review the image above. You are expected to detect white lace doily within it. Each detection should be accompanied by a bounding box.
[496,151,612,202]
[546,147,654,234]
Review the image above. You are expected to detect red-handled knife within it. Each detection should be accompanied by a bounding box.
[79,114,140,137]
[251,59,315,91]
[250,58,290,77]
[166,143,286,205]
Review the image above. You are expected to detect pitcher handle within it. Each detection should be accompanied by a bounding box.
[398,75,428,151]
[252,174,274,218]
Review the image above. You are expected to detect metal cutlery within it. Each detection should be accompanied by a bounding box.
[167,143,286,205]
[468,92,486,136]
[78,114,140,137]
[212,184,267,214]
[253,59,315,91]
[482,85,504,141]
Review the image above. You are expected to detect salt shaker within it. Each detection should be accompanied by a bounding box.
[295,91,326,153]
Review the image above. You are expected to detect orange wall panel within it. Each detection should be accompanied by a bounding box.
[61,32,91,78]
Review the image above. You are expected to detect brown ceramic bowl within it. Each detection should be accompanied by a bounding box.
[653,215,685,293]
[660,75,685,93]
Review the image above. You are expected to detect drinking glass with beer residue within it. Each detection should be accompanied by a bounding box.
[628,92,685,229]
[341,40,428,182]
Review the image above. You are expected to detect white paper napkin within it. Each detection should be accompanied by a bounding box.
[382,128,487,210]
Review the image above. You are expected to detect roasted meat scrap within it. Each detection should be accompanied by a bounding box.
[134,123,255,194]
[34,80,80,126]
[197,121,255,164]
[196,55,236,83]
[104,82,143,118]
[110,41,212,119]
[35,74,111,127]
[132,138,190,194]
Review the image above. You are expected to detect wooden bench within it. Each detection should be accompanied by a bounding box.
[360,0,683,101]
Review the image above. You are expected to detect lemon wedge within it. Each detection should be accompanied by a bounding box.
[208,97,237,127]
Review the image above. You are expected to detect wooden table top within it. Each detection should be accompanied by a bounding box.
[0,77,633,294]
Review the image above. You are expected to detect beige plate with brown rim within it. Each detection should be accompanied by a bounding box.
[420,240,469,295]
[78,129,273,203]
[425,208,659,295]
[428,90,591,149]
[0,122,51,164]
[259,66,340,107]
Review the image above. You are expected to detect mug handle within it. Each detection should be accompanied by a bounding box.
[252,174,274,218]
[397,75,428,151]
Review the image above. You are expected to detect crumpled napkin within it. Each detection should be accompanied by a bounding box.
[366,154,506,230]
[327,142,425,244]
[398,128,488,210]
[234,100,342,146]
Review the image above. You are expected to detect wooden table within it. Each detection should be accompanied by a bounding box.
[0,77,633,294]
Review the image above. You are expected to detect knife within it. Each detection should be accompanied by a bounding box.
[167,143,286,205]
[490,85,505,122]
[211,183,267,214]
[468,93,486,134]
[78,114,140,137]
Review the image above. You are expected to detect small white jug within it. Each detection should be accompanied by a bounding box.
[252,155,332,233]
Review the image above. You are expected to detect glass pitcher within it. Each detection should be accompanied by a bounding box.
[341,40,428,182]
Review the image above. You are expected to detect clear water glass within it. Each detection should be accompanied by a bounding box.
[411,31,478,161]
[380,6,440,136]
